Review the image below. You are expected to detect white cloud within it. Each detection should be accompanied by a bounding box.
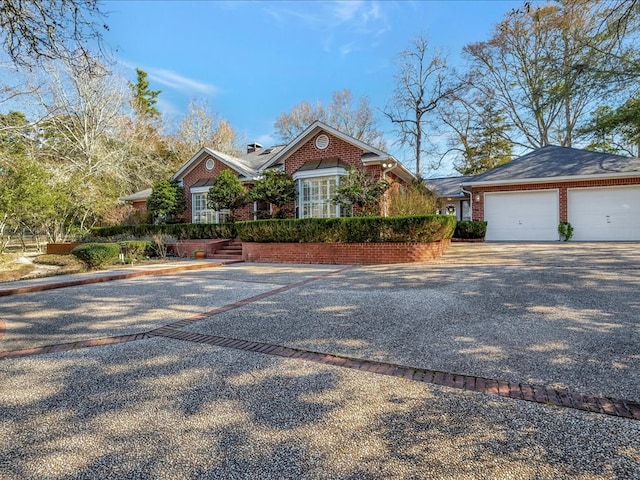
[256,133,276,145]
[262,1,389,56]
[146,68,219,96]
[118,59,219,96]
[339,42,358,57]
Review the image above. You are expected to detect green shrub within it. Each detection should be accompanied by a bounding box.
[71,243,121,269]
[119,240,152,260]
[90,223,236,240]
[235,215,456,243]
[558,222,574,241]
[454,221,487,239]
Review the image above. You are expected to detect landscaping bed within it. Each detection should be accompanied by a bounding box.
[237,215,456,264]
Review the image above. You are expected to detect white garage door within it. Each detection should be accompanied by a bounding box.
[484,190,559,241]
[568,186,640,241]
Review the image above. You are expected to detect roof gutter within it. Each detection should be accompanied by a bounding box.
[462,171,640,187]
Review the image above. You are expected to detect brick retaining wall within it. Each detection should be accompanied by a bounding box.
[243,239,450,264]
[46,243,84,255]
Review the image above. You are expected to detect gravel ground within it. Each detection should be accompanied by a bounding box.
[0,264,346,353]
[1,338,639,480]
[183,260,640,401]
[1,245,638,478]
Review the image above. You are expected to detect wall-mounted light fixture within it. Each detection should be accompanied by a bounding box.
[381,160,396,169]
[474,194,481,202]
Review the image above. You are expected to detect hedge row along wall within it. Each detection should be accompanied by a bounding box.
[235,215,456,243]
[237,215,456,264]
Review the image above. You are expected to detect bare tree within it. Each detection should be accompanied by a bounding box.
[464,1,626,150]
[326,89,385,149]
[0,0,108,70]
[274,100,324,142]
[174,98,241,158]
[383,34,452,176]
[274,89,385,149]
[35,58,128,181]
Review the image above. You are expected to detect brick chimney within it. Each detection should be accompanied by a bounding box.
[247,143,263,154]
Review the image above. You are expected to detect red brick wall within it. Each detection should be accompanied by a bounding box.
[284,133,367,176]
[131,200,147,215]
[243,239,451,264]
[471,177,640,222]
[181,153,254,222]
[46,243,84,255]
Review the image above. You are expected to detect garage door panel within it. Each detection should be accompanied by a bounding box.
[485,190,559,241]
[568,187,640,241]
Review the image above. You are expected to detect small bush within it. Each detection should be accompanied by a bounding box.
[71,243,121,269]
[150,234,176,259]
[454,221,487,239]
[558,222,574,241]
[119,240,152,260]
[235,215,456,243]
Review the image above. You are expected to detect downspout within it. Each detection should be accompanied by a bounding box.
[461,186,473,221]
[381,159,397,217]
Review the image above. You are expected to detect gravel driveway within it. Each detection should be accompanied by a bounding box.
[1,244,639,479]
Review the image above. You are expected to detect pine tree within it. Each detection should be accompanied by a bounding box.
[129,68,161,120]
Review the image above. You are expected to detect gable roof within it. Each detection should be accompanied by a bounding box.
[172,147,259,182]
[121,188,152,202]
[262,120,416,182]
[171,121,417,184]
[425,176,474,198]
[463,145,640,186]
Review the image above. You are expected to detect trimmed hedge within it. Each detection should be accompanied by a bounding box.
[91,223,236,240]
[71,243,121,269]
[235,215,456,243]
[454,221,487,239]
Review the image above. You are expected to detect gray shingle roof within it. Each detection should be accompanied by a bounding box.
[297,157,348,171]
[425,176,474,198]
[242,145,286,170]
[121,188,152,202]
[464,145,640,184]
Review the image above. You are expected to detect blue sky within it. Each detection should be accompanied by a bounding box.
[103,0,524,174]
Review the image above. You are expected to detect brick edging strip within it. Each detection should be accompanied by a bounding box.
[0,262,225,297]
[0,333,151,359]
[0,264,355,356]
[4,262,636,421]
[148,327,640,421]
[162,264,357,330]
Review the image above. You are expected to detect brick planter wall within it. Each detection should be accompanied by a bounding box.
[46,243,84,255]
[243,239,451,264]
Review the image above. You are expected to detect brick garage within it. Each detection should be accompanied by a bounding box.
[463,145,640,241]
[471,177,640,223]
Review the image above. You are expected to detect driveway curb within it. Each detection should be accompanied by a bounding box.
[0,261,227,298]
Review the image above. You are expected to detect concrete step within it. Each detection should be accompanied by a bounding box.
[208,253,243,260]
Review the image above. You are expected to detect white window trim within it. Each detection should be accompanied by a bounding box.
[296,174,346,219]
[191,190,230,224]
[292,167,345,181]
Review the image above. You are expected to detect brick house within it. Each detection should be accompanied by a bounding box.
[165,121,414,222]
[459,145,640,241]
